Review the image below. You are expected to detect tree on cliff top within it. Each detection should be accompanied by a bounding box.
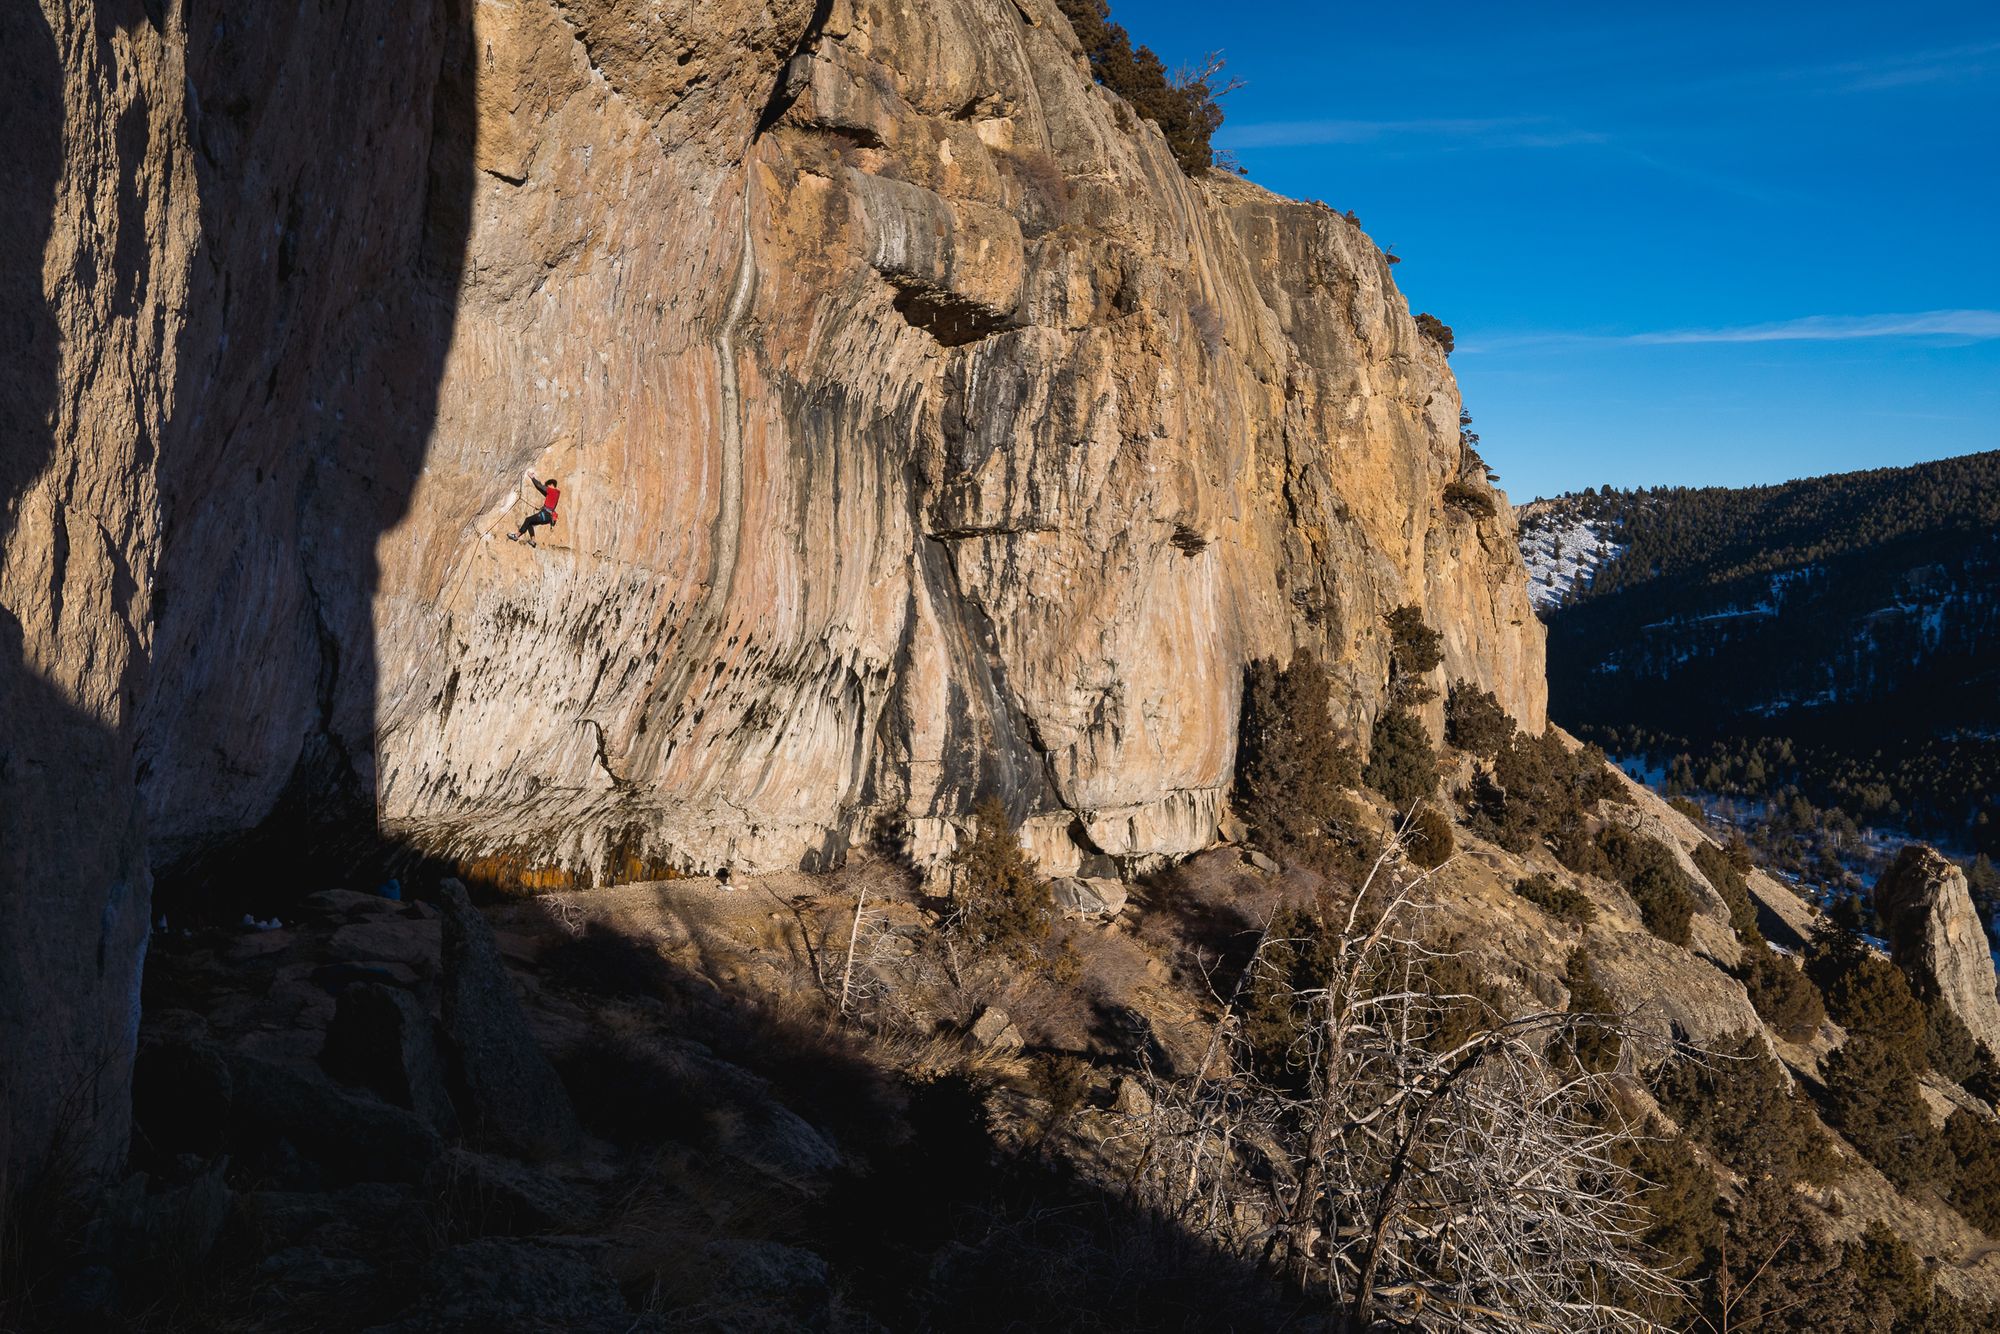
[1057,0,1236,174]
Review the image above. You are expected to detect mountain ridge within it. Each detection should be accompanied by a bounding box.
[1524,450,2000,857]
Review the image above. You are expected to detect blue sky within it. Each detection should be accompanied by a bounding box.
[1115,1,2000,499]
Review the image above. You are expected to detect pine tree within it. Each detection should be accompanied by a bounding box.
[1236,651,1360,857]
[1364,709,1436,807]
[951,797,1053,962]
[1384,605,1444,707]
[1824,1035,1941,1190]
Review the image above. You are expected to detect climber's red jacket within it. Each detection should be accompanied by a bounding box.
[539,482,559,514]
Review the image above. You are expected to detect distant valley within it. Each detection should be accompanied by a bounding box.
[1522,451,2000,877]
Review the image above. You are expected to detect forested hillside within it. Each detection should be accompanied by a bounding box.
[1530,452,2000,858]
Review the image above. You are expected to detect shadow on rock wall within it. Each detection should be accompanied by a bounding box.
[1,0,474,1249]
[143,2,477,918]
[0,0,154,1210]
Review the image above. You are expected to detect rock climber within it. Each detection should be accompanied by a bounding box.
[508,475,560,546]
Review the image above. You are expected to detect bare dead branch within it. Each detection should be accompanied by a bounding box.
[1123,827,1681,1330]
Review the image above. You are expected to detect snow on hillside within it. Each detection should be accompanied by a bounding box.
[1515,503,1624,612]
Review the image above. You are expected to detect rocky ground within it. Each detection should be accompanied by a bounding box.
[13,751,2000,1330]
[22,856,1271,1331]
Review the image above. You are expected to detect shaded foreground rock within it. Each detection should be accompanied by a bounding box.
[86,1159,233,1275]
[367,1238,626,1334]
[438,880,580,1158]
[1876,845,2000,1054]
[426,1148,594,1238]
[224,1049,443,1186]
[322,982,459,1134]
[133,1033,233,1160]
[701,1238,833,1323]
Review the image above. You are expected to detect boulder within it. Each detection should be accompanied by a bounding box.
[701,1238,831,1318]
[225,1049,442,1185]
[1244,850,1281,875]
[968,1006,1023,1052]
[302,888,405,923]
[329,918,442,969]
[322,982,459,1134]
[86,1159,233,1274]
[133,1037,233,1160]
[311,962,410,995]
[613,1035,843,1190]
[1088,1002,1217,1079]
[50,1265,119,1324]
[233,1191,344,1253]
[709,1098,841,1194]
[1875,845,2000,1055]
[1112,1076,1154,1118]
[1051,876,1128,918]
[235,1182,424,1255]
[252,1247,378,1308]
[426,1148,594,1237]
[437,879,580,1158]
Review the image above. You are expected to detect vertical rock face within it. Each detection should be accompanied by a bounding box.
[355,0,1545,880]
[1876,845,2000,1055]
[5,0,1544,1187]
[2,0,188,1191]
[5,0,481,1192]
[131,0,1546,885]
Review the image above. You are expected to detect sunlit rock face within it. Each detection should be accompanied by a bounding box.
[1876,845,2000,1056]
[353,0,1545,881]
[110,0,1549,887]
[7,0,1546,1185]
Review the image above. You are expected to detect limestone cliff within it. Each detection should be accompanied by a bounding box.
[1877,846,2000,1056]
[3,0,188,1192]
[332,0,1541,882]
[3,0,1542,1186]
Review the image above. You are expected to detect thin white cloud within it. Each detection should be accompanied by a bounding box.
[1846,62,1988,92]
[1632,310,2000,345]
[1615,147,1792,204]
[1223,119,1780,203]
[1822,39,1999,93]
[1690,38,2000,97]
[1221,116,1605,150]
[1461,310,2000,354]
